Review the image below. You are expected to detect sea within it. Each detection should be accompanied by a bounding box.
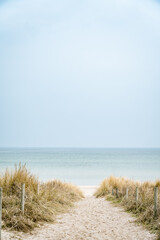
[0,148,160,185]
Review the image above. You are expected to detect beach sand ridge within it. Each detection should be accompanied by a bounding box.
[2,186,156,240]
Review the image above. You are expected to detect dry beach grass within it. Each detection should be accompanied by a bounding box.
[0,165,83,232]
[95,176,160,238]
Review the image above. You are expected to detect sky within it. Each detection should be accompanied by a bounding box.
[0,0,160,148]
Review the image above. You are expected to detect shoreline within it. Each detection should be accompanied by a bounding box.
[78,185,98,197]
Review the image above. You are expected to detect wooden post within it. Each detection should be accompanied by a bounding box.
[0,188,2,240]
[116,188,118,197]
[21,184,25,214]
[112,189,114,195]
[154,187,158,217]
[136,187,139,204]
[126,188,128,200]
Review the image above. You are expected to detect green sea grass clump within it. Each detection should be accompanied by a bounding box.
[0,164,83,232]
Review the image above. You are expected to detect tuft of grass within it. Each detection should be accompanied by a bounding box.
[0,164,83,232]
[95,176,160,238]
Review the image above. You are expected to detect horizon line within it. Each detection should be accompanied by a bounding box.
[0,146,160,149]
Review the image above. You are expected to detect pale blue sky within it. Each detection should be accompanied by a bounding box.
[0,0,160,148]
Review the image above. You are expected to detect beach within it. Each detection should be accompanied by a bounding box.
[1,0,160,238]
[2,186,156,240]
[0,154,159,239]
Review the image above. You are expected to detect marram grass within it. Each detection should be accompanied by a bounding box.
[0,164,83,232]
[95,176,160,239]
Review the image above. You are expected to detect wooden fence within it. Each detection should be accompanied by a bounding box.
[111,186,158,217]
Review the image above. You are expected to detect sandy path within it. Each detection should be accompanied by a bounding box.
[2,188,156,240]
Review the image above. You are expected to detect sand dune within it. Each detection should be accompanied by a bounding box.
[2,186,156,240]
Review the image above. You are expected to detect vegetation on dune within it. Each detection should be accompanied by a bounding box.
[95,176,160,238]
[0,165,83,232]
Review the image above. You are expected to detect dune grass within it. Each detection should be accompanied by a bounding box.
[95,176,160,238]
[0,164,83,232]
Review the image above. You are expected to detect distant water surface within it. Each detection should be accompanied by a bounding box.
[0,148,160,185]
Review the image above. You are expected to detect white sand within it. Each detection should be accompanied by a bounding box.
[79,186,98,197]
[2,186,156,240]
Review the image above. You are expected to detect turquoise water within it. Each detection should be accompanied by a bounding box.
[0,148,160,185]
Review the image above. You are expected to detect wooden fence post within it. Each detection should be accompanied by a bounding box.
[112,189,114,195]
[126,188,128,200]
[136,187,139,204]
[154,187,158,217]
[0,188,2,240]
[116,188,118,197]
[21,184,25,214]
